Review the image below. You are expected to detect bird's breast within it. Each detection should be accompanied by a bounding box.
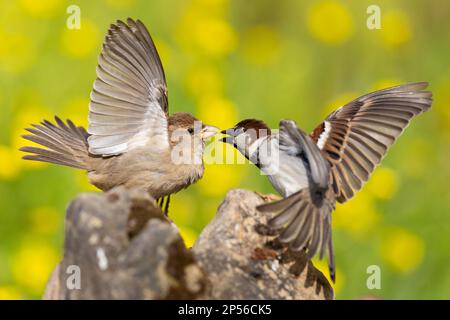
[254,137,309,197]
[88,148,204,198]
[265,154,310,197]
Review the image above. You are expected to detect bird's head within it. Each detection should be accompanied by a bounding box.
[168,112,219,149]
[220,119,271,156]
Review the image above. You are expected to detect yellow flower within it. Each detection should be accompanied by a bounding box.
[0,31,35,74]
[197,95,238,129]
[19,0,62,18]
[61,19,100,58]
[185,64,223,98]
[176,0,230,51]
[0,145,21,180]
[307,0,353,45]
[334,192,381,237]
[11,240,60,294]
[176,2,236,57]
[380,227,425,273]
[380,11,412,48]
[242,25,281,65]
[29,207,61,235]
[366,167,399,200]
[193,18,237,56]
[0,286,22,300]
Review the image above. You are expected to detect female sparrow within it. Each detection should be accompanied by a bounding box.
[20,18,218,214]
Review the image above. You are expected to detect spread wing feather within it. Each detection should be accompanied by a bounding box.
[310,82,432,203]
[88,18,169,156]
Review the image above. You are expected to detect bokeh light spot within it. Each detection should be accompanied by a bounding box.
[0,286,22,300]
[61,19,100,58]
[380,227,425,273]
[178,226,198,248]
[307,0,353,45]
[0,145,21,181]
[242,25,281,65]
[185,64,223,98]
[28,207,61,235]
[170,194,197,227]
[62,97,89,129]
[12,104,53,170]
[193,18,237,57]
[197,163,242,197]
[0,32,35,74]
[197,95,238,129]
[380,11,412,48]
[19,0,62,18]
[334,192,381,237]
[366,167,399,200]
[11,241,59,294]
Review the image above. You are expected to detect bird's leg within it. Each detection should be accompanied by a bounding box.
[163,195,170,216]
[255,192,282,203]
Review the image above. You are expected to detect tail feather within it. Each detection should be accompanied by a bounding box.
[257,188,336,282]
[328,231,336,283]
[20,116,91,170]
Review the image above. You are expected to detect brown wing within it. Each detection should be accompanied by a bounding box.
[310,82,432,203]
[88,18,169,156]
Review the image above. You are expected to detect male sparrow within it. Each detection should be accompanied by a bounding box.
[20,18,218,213]
[221,82,432,281]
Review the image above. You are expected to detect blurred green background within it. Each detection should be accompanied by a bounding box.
[0,0,449,299]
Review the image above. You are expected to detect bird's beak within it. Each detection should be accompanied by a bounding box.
[201,125,219,140]
[220,128,236,144]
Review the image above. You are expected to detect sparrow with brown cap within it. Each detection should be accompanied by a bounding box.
[221,82,432,281]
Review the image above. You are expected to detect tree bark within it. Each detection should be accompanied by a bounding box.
[44,187,333,300]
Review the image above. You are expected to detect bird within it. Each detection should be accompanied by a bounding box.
[20,18,218,214]
[221,82,432,281]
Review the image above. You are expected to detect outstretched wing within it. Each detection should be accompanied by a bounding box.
[310,82,432,203]
[88,18,169,156]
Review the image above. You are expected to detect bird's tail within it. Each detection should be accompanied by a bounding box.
[20,116,92,170]
[257,188,336,282]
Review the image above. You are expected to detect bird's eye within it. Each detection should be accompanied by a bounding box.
[188,127,194,134]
